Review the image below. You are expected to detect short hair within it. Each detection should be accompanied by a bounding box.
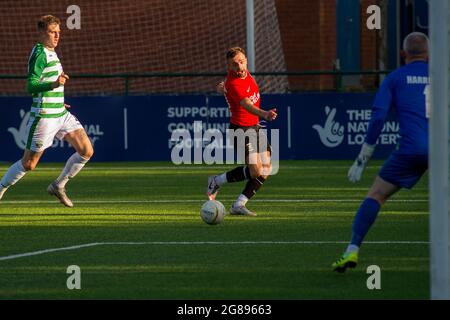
[37,15,61,31]
[403,32,429,56]
[226,47,246,60]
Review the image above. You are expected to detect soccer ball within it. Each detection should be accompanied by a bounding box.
[200,200,225,225]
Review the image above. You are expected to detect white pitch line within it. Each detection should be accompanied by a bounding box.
[0,241,429,262]
[0,243,101,261]
[0,199,428,204]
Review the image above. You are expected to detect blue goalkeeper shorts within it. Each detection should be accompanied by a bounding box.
[378,151,428,189]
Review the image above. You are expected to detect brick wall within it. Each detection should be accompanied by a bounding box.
[275,0,336,91]
[0,0,249,95]
[0,0,380,95]
[276,0,383,92]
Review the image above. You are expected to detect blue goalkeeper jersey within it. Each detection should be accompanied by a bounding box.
[365,60,429,155]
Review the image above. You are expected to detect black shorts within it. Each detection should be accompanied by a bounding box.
[229,123,272,164]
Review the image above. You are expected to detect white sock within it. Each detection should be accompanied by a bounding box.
[345,244,360,253]
[54,153,89,188]
[234,194,249,207]
[215,173,228,186]
[0,160,27,188]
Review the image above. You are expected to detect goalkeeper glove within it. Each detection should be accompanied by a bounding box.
[348,143,375,183]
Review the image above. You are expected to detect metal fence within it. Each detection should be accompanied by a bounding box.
[0,70,392,95]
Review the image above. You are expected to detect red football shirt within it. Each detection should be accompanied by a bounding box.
[224,70,260,127]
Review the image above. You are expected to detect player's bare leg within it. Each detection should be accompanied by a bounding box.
[366,176,400,205]
[0,150,43,201]
[47,128,93,207]
[22,149,45,171]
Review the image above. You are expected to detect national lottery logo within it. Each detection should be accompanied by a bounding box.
[8,109,30,150]
[313,106,400,148]
[8,109,104,150]
[312,106,344,148]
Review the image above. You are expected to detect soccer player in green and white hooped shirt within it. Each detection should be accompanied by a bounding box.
[0,15,93,207]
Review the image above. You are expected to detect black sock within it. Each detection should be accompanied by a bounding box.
[242,176,266,199]
[226,166,251,183]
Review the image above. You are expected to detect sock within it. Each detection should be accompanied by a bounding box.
[345,244,360,253]
[234,194,249,207]
[225,166,251,183]
[54,153,89,189]
[350,198,381,247]
[0,160,27,188]
[215,173,228,186]
[242,176,266,199]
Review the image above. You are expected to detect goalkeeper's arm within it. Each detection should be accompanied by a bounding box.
[348,142,376,183]
[348,71,394,183]
[347,107,387,183]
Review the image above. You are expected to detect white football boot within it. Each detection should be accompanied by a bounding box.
[230,204,257,217]
[207,176,220,200]
[47,182,73,208]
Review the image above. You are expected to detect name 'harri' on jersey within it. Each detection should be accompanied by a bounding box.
[366,60,429,156]
[406,75,429,84]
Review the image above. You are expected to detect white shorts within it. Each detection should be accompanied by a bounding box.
[25,111,83,152]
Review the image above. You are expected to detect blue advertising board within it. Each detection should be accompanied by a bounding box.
[0,93,399,162]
